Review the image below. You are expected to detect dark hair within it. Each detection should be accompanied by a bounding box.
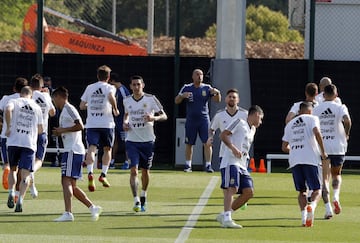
[305,83,318,97]
[130,75,144,82]
[52,86,69,99]
[324,84,337,96]
[30,73,43,89]
[110,72,120,83]
[248,105,263,116]
[97,65,111,81]
[226,88,239,95]
[14,77,28,93]
[299,101,313,111]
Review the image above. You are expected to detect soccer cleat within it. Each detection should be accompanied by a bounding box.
[54,212,74,222]
[88,173,95,192]
[30,184,38,198]
[324,211,333,220]
[183,165,192,172]
[305,205,313,227]
[90,205,102,221]
[98,176,110,187]
[7,194,14,209]
[333,200,342,215]
[222,220,243,228]
[240,203,248,210]
[133,202,141,212]
[216,213,224,224]
[206,165,214,173]
[14,203,22,213]
[141,205,147,212]
[2,166,10,190]
[121,161,129,170]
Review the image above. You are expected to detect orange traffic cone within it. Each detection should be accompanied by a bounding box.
[249,158,257,172]
[258,159,267,173]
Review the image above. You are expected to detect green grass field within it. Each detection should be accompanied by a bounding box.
[0,167,359,243]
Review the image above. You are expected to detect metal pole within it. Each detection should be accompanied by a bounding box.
[37,0,44,75]
[112,0,116,34]
[308,0,315,83]
[173,0,180,165]
[166,0,169,36]
[147,0,154,54]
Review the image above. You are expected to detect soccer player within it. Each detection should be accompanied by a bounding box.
[315,77,342,104]
[29,74,56,198]
[0,77,28,191]
[217,105,264,228]
[282,101,328,227]
[313,84,351,219]
[52,86,102,222]
[285,83,318,124]
[5,86,43,212]
[207,88,248,166]
[108,72,131,170]
[80,65,119,191]
[175,68,221,172]
[123,75,167,212]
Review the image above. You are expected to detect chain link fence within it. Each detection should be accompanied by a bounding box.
[2,0,360,60]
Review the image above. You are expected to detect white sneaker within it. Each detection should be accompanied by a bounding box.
[216,213,224,224]
[90,205,102,221]
[54,212,74,222]
[222,220,243,228]
[30,184,38,198]
[324,211,333,220]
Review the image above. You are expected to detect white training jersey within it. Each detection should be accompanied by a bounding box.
[0,93,20,138]
[315,92,342,104]
[210,107,248,158]
[123,93,164,142]
[313,101,350,155]
[59,102,86,154]
[282,114,321,168]
[288,100,318,117]
[32,90,55,134]
[220,118,256,170]
[6,97,43,151]
[80,81,116,128]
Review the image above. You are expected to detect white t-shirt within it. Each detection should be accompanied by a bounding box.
[313,101,350,155]
[315,92,342,104]
[210,107,248,158]
[6,97,43,151]
[80,81,116,128]
[220,118,256,170]
[0,93,20,138]
[282,114,322,168]
[123,93,164,142]
[32,90,55,134]
[288,100,318,116]
[59,102,86,154]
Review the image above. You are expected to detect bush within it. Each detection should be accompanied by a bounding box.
[205,4,304,43]
[120,28,147,38]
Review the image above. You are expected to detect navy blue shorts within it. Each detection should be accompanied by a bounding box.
[86,128,115,148]
[61,151,84,179]
[185,119,210,145]
[7,146,35,171]
[36,132,48,161]
[328,155,345,167]
[1,137,8,163]
[221,164,253,194]
[125,141,154,169]
[291,164,321,191]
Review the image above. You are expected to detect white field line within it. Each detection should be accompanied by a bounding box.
[175,176,219,243]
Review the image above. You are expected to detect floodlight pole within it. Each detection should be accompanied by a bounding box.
[36,0,44,75]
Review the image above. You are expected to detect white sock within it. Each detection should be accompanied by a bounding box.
[141,190,147,197]
[205,161,211,167]
[185,160,192,167]
[8,189,14,196]
[301,210,306,224]
[310,201,317,211]
[325,202,333,213]
[333,189,340,201]
[102,164,109,175]
[224,211,232,222]
[134,196,140,204]
[87,164,94,174]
